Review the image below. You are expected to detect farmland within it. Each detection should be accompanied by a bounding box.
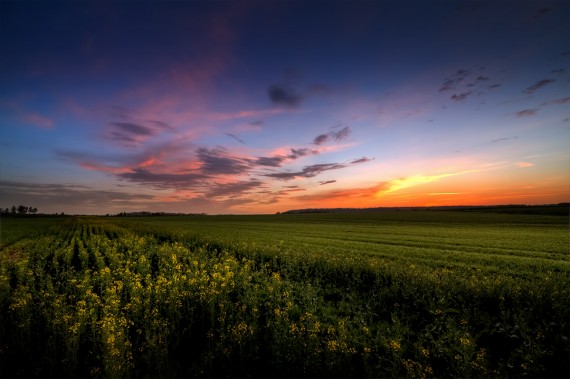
[1,210,569,377]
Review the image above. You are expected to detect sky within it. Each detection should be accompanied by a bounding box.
[0,0,569,215]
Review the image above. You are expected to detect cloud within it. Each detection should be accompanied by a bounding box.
[105,120,172,147]
[514,109,539,117]
[313,126,351,145]
[488,84,501,89]
[268,84,303,107]
[523,79,555,94]
[264,163,347,180]
[516,162,534,168]
[350,157,373,164]
[491,136,518,143]
[263,156,371,181]
[254,156,286,167]
[225,133,246,144]
[111,122,155,136]
[288,148,315,159]
[541,96,570,106]
[319,180,336,185]
[206,180,265,198]
[196,147,251,175]
[438,69,471,92]
[313,134,329,145]
[450,92,472,101]
[266,81,333,108]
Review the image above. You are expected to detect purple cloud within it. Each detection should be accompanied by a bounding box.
[451,92,472,101]
[196,147,251,175]
[268,84,303,107]
[523,79,555,94]
[514,109,539,117]
[313,126,351,145]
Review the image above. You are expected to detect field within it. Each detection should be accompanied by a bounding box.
[1,210,569,377]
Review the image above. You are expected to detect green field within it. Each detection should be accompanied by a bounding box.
[1,210,568,377]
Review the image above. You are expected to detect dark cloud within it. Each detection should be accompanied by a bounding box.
[105,120,172,147]
[225,133,246,144]
[264,163,347,180]
[196,147,251,175]
[313,134,329,145]
[207,180,264,198]
[451,92,472,101]
[350,157,373,164]
[268,84,303,107]
[252,147,318,168]
[523,79,555,94]
[288,148,315,159]
[254,156,286,167]
[263,156,371,181]
[313,126,351,145]
[250,120,264,126]
[332,126,351,141]
[488,84,501,89]
[551,68,565,75]
[110,122,155,136]
[476,75,489,81]
[514,109,539,117]
[319,180,336,185]
[439,69,471,92]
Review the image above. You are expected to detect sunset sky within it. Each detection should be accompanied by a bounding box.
[1,0,569,214]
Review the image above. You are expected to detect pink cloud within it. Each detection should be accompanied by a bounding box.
[516,162,534,168]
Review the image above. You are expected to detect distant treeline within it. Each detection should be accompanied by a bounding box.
[281,203,569,216]
[1,205,39,215]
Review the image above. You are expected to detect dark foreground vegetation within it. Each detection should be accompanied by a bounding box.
[0,211,568,377]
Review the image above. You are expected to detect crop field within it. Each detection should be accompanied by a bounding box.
[1,210,569,377]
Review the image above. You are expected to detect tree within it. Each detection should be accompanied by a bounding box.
[11,205,16,215]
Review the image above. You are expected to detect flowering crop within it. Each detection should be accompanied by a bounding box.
[1,212,569,377]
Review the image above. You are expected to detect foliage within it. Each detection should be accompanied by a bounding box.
[0,212,568,377]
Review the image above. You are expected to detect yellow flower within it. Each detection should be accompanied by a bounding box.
[327,340,339,352]
[389,340,401,351]
[460,337,471,346]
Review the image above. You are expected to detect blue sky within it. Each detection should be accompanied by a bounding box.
[1,0,568,214]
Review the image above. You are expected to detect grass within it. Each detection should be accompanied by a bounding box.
[0,210,568,377]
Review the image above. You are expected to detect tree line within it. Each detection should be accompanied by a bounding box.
[0,205,38,215]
